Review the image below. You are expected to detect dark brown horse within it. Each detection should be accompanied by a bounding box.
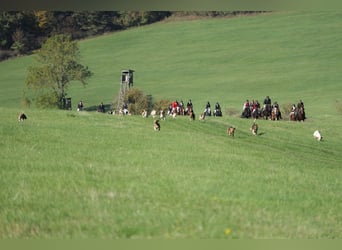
[178,106,185,115]
[251,107,260,119]
[290,107,305,121]
[297,106,305,121]
[188,108,195,120]
[261,104,272,120]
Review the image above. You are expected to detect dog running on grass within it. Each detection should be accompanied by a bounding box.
[250,120,258,135]
[313,130,323,141]
[18,112,27,122]
[141,109,148,118]
[199,112,205,121]
[153,119,160,131]
[227,126,235,137]
[160,110,166,120]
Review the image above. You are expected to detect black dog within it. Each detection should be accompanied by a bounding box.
[153,120,160,131]
[18,113,27,122]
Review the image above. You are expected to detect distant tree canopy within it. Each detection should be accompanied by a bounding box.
[0,11,266,60]
[0,11,172,59]
[25,34,92,109]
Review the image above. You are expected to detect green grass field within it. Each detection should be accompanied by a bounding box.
[0,11,342,238]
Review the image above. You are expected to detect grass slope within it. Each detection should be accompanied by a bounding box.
[0,12,342,238]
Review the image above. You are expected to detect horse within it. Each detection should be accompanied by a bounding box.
[297,106,305,121]
[251,107,260,119]
[289,111,297,121]
[178,106,185,116]
[261,104,272,120]
[271,106,279,121]
[204,107,211,117]
[214,108,222,117]
[189,110,195,121]
[184,105,194,120]
[241,107,251,118]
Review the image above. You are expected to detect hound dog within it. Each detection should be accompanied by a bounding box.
[250,121,258,135]
[199,112,205,121]
[160,110,166,120]
[150,110,157,119]
[141,109,148,118]
[227,126,235,137]
[313,130,323,141]
[153,119,160,131]
[18,112,27,122]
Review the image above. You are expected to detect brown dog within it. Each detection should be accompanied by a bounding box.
[141,109,148,118]
[227,126,235,137]
[250,122,258,135]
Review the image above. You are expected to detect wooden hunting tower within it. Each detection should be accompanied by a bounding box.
[117,69,134,111]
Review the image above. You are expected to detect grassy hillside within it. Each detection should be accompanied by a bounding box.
[1,12,342,115]
[72,11,342,116]
[0,12,342,238]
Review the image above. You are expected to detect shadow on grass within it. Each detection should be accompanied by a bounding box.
[84,103,113,112]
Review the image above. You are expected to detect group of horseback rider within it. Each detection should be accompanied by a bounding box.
[168,99,193,116]
[289,99,306,121]
[204,101,222,117]
[167,99,223,118]
[241,96,305,121]
[167,96,305,121]
[241,96,282,120]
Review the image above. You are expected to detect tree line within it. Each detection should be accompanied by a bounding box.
[0,11,266,61]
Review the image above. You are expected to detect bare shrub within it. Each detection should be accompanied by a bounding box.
[124,88,151,115]
[282,102,293,120]
[153,98,170,112]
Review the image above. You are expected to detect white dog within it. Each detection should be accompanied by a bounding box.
[313,130,323,141]
[150,110,157,119]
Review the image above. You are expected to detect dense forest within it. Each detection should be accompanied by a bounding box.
[0,11,265,61]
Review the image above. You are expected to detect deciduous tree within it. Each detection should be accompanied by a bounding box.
[25,34,92,108]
